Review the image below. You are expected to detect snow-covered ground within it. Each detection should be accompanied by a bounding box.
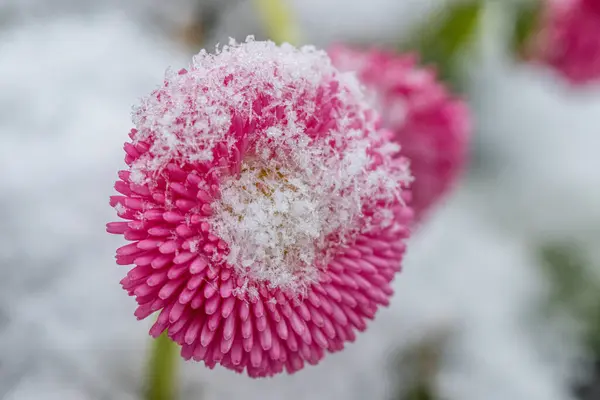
[1,1,598,399]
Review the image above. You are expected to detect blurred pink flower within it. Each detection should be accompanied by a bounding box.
[107,39,413,377]
[329,45,471,221]
[531,0,600,84]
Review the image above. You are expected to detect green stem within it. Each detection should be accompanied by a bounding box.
[145,332,179,400]
[253,0,301,45]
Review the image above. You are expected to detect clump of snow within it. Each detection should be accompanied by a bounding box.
[213,131,403,294]
[216,160,325,292]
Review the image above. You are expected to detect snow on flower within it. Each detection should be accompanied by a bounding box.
[529,0,600,85]
[328,45,471,221]
[106,37,413,377]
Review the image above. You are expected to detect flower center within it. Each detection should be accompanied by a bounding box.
[211,159,324,294]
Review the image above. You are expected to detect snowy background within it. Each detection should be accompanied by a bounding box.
[1,0,600,399]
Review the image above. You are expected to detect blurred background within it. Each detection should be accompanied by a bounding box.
[2,0,600,399]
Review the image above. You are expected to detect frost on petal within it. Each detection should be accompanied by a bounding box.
[108,38,413,377]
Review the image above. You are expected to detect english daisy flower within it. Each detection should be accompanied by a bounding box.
[530,0,600,85]
[107,38,413,377]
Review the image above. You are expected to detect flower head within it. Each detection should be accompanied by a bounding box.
[328,45,470,221]
[529,0,600,85]
[107,38,413,377]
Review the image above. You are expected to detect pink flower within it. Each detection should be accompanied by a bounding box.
[107,38,413,377]
[530,0,600,84]
[328,45,470,221]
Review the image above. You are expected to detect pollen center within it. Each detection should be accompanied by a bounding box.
[211,159,324,294]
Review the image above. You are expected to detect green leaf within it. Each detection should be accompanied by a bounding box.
[388,330,450,400]
[405,382,435,400]
[400,0,484,90]
[511,0,543,57]
[538,243,600,355]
